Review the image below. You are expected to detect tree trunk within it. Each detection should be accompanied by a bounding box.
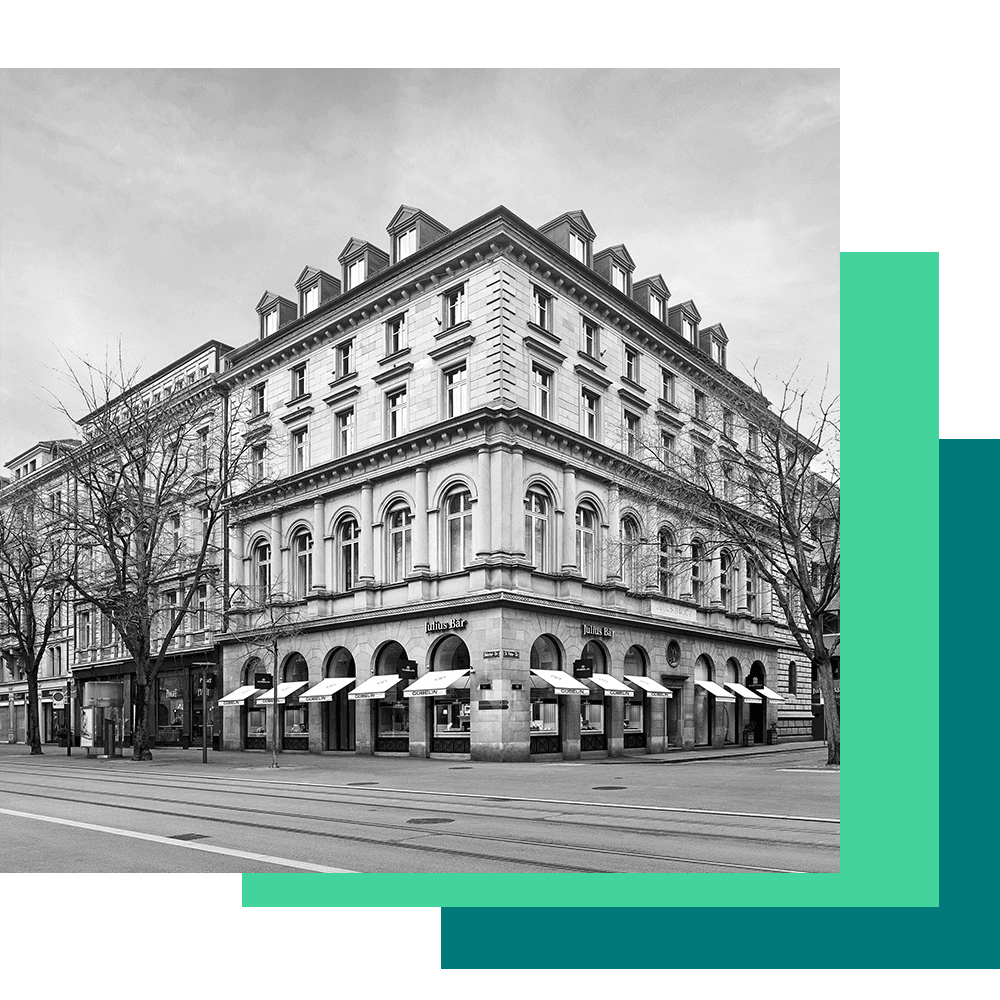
[26,668,43,755]
[813,652,840,765]
[132,679,153,760]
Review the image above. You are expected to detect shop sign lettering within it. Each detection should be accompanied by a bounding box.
[426,618,468,633]
[582,624,614,637]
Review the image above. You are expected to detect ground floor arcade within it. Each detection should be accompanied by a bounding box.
[219,601,785,761]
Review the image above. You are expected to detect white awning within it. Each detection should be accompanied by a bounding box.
[587,672,635,696]
[299,677,356,703]
[694,679,736,702]
[724,682,763,703]
[348,675,403,700]
[755,685,785,702]
[530,669,591,696]
[255,681,308,705]
[219,685,261,706]
[403,669,471,698]
[625,675,673,699]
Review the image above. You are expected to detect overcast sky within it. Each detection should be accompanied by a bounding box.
[0,68,838,462]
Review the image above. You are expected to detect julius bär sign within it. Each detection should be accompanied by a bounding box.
[426,617,468,633]
[582,624,614,638]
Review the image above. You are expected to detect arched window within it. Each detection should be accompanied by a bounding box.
[788,661,798,695]
[337,517,360,590]
[621,516,640,590]
[690,539,704,603]
[658,528,674,597]
[252,541,271,601]
[529,635,562,740]
[445,489,473,572]
[291,530,313,597]
[576,503,598,582]
[719,549,733,610]
[386,504,412,583]
[524,490,550,572]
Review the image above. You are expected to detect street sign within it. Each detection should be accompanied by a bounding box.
[254,673,274,690]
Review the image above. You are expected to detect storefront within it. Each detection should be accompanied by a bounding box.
[153,659,221,750]
[349,641,413,753]
[694,676,735,746]
[299,648,356,751]
[401,634,472,754]
[255,653,310,750]
[219,657,266,750]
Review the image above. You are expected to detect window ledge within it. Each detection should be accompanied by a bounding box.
[435,319,471,340]
[284,393,312,408]
[328,371,357,389]
[527,321,560,344]
[657,397,679,412]
[248,411,270,424]
[577,350,606,369]
[378,347,411,366]
[622,376,645,393]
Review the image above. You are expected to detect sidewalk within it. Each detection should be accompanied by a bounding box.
[0,737,829,769]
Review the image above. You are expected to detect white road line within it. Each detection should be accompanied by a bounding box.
[0,764,839,825]
[776,768,840,774]
[0,807,358,873]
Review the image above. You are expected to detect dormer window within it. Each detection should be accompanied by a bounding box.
[683,317,697,344]
[264,308,279,337]
[569,231,588,263]
[611,264,627,293]
[395,227,417,261]
[347,258,367,290]
[303,285,320,313]
[713,339,727,366]
[649,292,665,323]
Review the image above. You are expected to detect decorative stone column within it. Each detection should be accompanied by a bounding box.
[559,695,581,760]
[607,483,622,583]
[269,512,282,594]
[412,465,430,572]
[359,482,375,585]
[710,547,724,609]
[473,447,491,559]
[511,447,525,557]
[230,521,245,599]
[311,500,326,592]
[489,447,504,555]
[561,466,578,572]
[606,695,624,756]
[736,552,750,614]
[679,530,694,603]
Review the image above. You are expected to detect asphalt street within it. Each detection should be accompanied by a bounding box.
[0,744,839,873]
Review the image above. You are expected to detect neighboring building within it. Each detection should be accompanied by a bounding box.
[1,440,78,743]
[1,203,826,760]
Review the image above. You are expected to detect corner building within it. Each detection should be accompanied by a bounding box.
[219,205,789,761]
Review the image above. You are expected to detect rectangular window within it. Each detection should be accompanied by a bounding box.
[748,424,760,453]
[624,698,644,734]
[611,264,627,292]
[251,383,266,416]
[163,590,179,629]
[713,339,726,366]
[303,285,320,313]
[197,427,209,468]
[334,340,354,379]
[186,371,195,384]
[581,389,601,441]
[723,409,735,439]
[694,390,707,421]
[531,286,552,330]
[290,426,309,473]
[444,364,469,418]
[199,365,209,379]
[100,613,113,648]
[443,284,468,329]
[200,505,211,539]
[395,227,417,261]
[624,345,639,383]
[152,391,161,403]
[660,368,676,404]
[530,699,559,735]
[347,258,367,290]
[77,611,91,648]
[196,585,209,631]
[661,432,675,463]
[386,314,407,355]
[290,363,307,399]
[649,292,665,322]
[531,364,552,419]
[251,444,266,482]
[171,513,182,550]
[682,316,696,343]
[581,700,604,735]
[583,318,600,359]
[624,411,641,457]
[569,231,587,263]
[264,308,278,337]
[694,447,707,477]
[336,407,355,456]
[386,387,408,439]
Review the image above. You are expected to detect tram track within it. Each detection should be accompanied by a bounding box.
[0,769,836,873]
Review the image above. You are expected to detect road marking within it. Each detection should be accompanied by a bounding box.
[0,807,358,873]
[0,764,838,825]
[776,768,840,774]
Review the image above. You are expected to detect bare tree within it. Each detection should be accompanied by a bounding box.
[611,371,840,764]
[0,479,74,754]
[56,354,265,760]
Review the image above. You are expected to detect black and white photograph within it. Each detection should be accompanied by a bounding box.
[0,68,840,876]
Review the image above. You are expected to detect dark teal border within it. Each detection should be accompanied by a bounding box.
[0,0,1000,998]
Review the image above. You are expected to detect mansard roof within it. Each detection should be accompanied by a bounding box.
[386,204,450,235]
[635,273,670,296]
[594,243,636,270]
[538,209,597,240]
